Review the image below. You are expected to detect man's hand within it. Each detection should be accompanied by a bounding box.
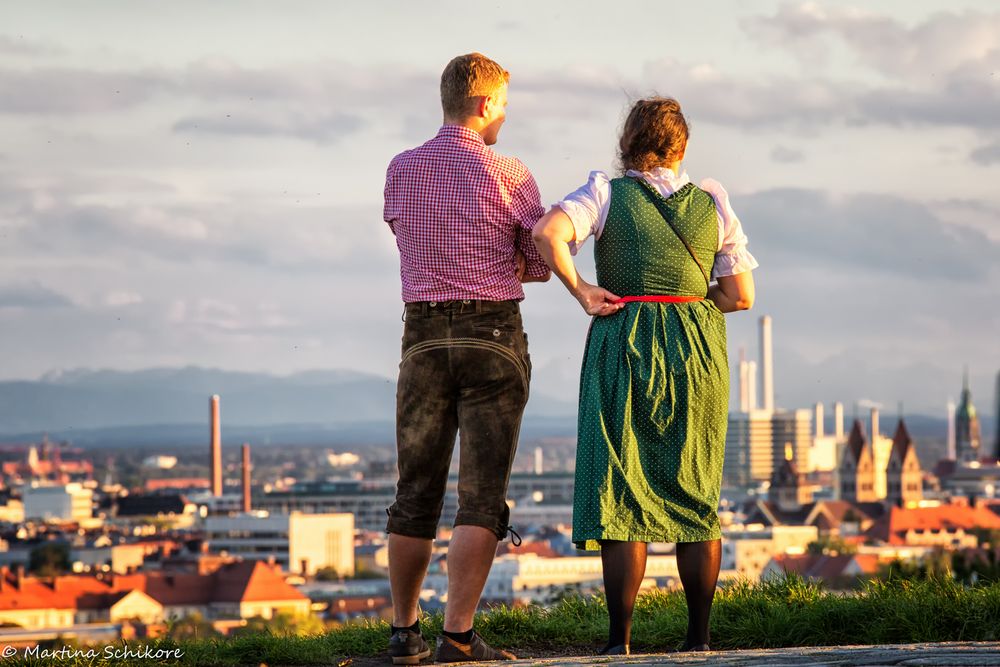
[575,282,624,317]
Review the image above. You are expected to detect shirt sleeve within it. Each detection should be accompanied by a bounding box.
[511,170,550,279]
[555,171,611,255]
[383,155,400,235]
[700,178,759,279]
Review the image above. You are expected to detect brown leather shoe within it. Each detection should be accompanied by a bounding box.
[434,632,516,662]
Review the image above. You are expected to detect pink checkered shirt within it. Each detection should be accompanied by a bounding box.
[383,125,548,303]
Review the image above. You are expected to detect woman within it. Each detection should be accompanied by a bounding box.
[532,97,756,654]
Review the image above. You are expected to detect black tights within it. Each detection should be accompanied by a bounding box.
[600,539,721,650]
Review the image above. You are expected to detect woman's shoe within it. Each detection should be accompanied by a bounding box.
[599,643,630,655]
[680,643,711,652]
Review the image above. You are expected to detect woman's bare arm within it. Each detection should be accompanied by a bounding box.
[531,208,623,316]
[708,271,755,313]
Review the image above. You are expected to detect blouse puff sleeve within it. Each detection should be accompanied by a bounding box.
[699,178,759,280]
[555,172,759,279]
[554,171,612,256]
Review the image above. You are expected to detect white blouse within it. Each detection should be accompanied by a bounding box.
[555,167,759,279]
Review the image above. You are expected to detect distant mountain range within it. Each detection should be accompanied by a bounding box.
[0,366,577,445]
[0,366,965,449]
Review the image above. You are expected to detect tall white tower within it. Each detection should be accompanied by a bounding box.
[760,315,774,412]
[739,347,750,413]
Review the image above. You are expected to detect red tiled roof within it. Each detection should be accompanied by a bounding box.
[145,478,210,491]
[214,560,307,603]
[865,505,1000,544]
[770,553,880,581]
[0,561,304,612]
[0,574,73,611]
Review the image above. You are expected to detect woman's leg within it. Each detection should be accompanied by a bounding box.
[599,540,648,650]
[675,539,722,649]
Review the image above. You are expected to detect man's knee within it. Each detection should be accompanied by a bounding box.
[386,502,441,540]
[454,502,513,541]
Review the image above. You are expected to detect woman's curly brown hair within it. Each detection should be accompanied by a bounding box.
[618,97,689,173]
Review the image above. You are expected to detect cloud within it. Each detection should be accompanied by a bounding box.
[770,146,805,163]
[0,66,172,113]
[0,34,62,57]
[173,110,364,144]
[103,291,143,307]
[743,5,1000,79]
[0,282,73,309]
[0,173,396,275]
[739,188,1000,282]
[971,140,1000,165]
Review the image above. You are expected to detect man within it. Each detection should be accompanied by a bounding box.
[382,53,550,664]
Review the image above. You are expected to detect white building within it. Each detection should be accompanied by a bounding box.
[205,511,354,576]
[431,553,681,605]
[721,524,818,580]
[22,483,93,521]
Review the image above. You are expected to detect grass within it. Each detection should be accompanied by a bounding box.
[4,575,1000,666]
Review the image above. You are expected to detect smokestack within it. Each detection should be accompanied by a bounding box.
[738,347,749,413]
[947,398,957,460]
[760,316,774,411]
[870,407,880,446]
[210,395,223,497]
[534,447,543,475]
[241,443,252,513]
[815,402,824,438]
[747,361,758,411]
[834,402,844,440]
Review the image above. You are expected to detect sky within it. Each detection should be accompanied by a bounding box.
[1,1,999,421]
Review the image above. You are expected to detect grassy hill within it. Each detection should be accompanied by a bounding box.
[4,575,999,666]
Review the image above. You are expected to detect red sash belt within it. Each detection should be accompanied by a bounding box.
[612,295,704,304]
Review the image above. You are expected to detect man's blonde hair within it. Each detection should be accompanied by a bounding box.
[440,53,509,119]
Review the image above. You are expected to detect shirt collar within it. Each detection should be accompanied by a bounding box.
[625,166,690,192]
[436,124,486,145]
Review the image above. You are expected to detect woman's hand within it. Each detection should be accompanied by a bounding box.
[533,207,623,316]
[575,282,624,317]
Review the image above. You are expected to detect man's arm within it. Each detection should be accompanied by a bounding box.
[512,174,551,282]
[383,156,400,235]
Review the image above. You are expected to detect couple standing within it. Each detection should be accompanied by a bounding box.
[382,53,757,664]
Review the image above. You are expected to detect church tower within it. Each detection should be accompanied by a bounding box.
[955,369,982,464]
[839,419,877,502]
[886,419,922,508]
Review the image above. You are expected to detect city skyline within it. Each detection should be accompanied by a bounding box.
[1,1,999,418]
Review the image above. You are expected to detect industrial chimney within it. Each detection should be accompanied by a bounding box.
[241,443,252,513]
[834,402,844,440]
[815,402,824,438]
[738,347,749,413]
[760,316,774,412]
[870,406,880,446]
[747,361,758,411]
[210,395,223,497]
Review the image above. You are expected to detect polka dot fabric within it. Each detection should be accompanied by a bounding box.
[572,177,730,551]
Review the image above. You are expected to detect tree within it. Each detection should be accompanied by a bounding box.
[806,536,857,556]
[28,543,70,577]
[165,612,220,640]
